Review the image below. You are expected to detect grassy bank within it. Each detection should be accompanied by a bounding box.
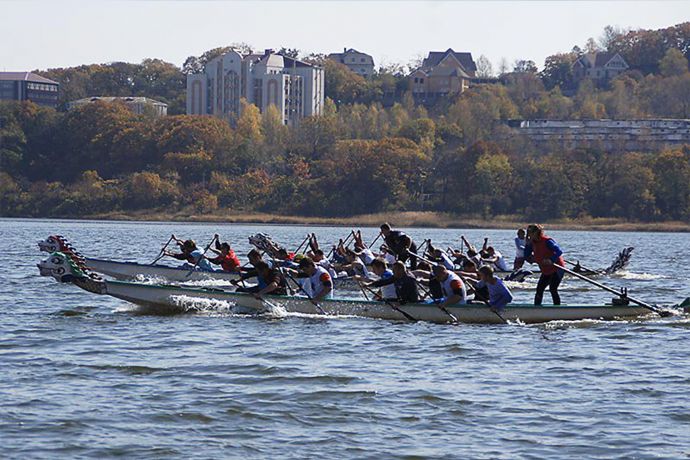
[81,209,690,232]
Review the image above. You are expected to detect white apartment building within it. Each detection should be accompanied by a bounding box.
[186,49,324,126]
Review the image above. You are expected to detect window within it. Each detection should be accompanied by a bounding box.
[414,77,419,83]
[360,58,365,62]
[420,78,424,84]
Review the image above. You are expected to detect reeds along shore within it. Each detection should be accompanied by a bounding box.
[83,210,690,232]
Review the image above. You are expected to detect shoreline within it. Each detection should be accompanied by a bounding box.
[7,210,690,232]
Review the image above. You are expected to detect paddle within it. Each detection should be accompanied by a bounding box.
[359,283,418,322]
[151,234,175,265]
[185,235,218,277]
[564,259,599,275]
[293,234,310,255]
[369,232,382,249]
[283,270,327,315]
[556,264,673,317]
[326,230,355,259]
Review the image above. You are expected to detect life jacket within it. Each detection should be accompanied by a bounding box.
[531,234,565,275]
[440,272,466,304]
[379,269,397,299]
[219,250,240,272]
[309,266,334,298]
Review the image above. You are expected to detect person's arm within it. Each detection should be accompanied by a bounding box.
[545,239,563,263]
[482,238,489,251]
[524,242,534,263]
[214,235,222,251]
[313,273,333,303]
[441,279,464,307]
[167,252,187,261]
[369,276,396,288]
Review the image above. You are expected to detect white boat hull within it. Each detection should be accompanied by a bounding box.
[98,279,651,324]
[85,257,239,283]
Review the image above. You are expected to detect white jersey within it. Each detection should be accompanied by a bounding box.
[493,250,510,272]
[441,272,467,304]
[515,237,526,258]
[309,266,334,299]
[317,258,337,279]
[383,252,396,265]
[360,249,376,265]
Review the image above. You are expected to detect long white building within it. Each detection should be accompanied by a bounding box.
[186,49,324,126]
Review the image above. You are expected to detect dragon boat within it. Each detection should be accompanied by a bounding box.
[38,251,687,325]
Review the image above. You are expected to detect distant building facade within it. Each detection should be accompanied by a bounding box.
[507,119,690,151]
[572,52,629,85]
[408,49,477,103]
[68,96,168,116]
[0,72,59,107]
[327,48,375,78]
[186,49,325,126]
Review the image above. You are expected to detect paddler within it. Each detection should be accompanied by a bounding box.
[166,238,213,271]
[293,257,334,303]
[431,265,467,307]
[363,261,420,304]
[252,261,288,297]
[356,258,397,301]
[524,224,565,305]
[380,223,418,269]
[476,265,513,311]
[207,235,241,272]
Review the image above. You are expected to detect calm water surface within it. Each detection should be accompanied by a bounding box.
[2,219,690,459]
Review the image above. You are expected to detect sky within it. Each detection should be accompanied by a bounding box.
[1,0,687,72]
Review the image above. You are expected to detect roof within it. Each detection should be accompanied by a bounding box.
[421,49,477,72]
[0,72,59,85]
[576,52,627,68]
[71,96,167,106]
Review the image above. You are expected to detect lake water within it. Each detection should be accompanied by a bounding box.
[2,219,690,458]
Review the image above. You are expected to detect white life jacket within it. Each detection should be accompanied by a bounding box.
[441,272,466,304]
[379,269,397,299]
[309,265,334,298]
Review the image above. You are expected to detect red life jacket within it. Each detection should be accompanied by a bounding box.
[531,234,564,275]
[220,250,240,272]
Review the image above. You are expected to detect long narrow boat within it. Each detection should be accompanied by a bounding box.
[38,251,671,325]
[84,257,240,282]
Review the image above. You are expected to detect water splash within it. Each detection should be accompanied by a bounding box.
[169,295,234,313]
[614,271,666,281]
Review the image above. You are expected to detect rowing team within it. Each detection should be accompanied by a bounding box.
[160,223,566,310]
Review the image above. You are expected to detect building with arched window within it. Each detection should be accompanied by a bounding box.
[186,49,324,126]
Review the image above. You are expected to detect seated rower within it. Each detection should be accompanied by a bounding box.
[165,239,213,271]
[476,265,513,311]
[207,235,241,273]
[358,259,397,301]
[364,261,419,304]
[378,245,397,265]
[295,257,334,303]
[252,261,288,297]
[431,265,467,307]
[482,246,510,272]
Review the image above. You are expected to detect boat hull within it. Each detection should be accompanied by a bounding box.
[85,257,239,282]
[100,279,651,324]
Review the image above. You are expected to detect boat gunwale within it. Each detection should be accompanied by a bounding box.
[104,279,651,311]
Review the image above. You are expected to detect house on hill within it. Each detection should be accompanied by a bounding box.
[327,48,375,78]
[408,49,477,103]
[572,52,629,86]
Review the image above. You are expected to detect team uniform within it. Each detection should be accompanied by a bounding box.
[371,273,420,304]
[439,272,467,305]
[524,234,565,305]
[476,278,514,311]
[208,250,240,272]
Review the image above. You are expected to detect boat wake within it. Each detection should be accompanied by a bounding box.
[613,271,666,281]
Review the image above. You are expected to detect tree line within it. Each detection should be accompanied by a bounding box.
[1,96,689,221]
